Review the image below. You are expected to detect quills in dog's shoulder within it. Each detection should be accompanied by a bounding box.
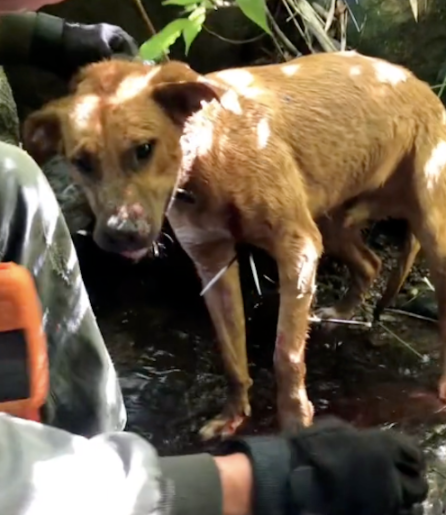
[174,188,196,204]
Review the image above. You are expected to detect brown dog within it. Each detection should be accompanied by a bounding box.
[23,51,446,439]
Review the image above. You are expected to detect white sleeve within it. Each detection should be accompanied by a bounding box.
[0,413,165,515]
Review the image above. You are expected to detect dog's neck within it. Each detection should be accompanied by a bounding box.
[173,108,216,206]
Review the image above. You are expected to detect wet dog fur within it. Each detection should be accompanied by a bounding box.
[23,51,446,439]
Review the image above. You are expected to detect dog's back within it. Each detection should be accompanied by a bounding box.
[202,51,445,219]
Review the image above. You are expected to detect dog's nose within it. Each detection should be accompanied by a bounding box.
[96,216,151,254]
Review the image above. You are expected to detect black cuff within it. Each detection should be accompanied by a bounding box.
[28,13,65,76]
[217,436,293,515]
[0,13,36,65]
[159,453,223,515]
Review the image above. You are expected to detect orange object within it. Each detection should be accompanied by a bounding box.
[0,263,49,422]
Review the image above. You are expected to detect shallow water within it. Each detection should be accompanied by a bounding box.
[75,233,446,513]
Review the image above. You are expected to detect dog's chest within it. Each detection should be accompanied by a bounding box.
[171,222,232,248]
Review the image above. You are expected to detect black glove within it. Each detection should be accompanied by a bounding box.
[61,21,138,74]
[218,417,428,515]
[29,13,138,79]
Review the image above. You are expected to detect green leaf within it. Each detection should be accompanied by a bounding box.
[162,0,199,6]
[139,18,190,61]
[235,0,271,34]
[183,5,207,54]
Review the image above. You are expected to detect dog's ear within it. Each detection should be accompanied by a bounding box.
[22,103,65,166]
[151,80,221,125]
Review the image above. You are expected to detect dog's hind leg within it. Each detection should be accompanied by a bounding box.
[317,215,381,320]
[374,230,421,320]
[411,135,446,402]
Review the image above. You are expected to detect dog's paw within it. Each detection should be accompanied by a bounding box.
[279,398,314,432]
[199,401,251,441]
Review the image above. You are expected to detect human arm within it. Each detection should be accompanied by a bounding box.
[0,142,126,436]
[0,412,428,515]
[0,12,137,78]
[0,411,234,515]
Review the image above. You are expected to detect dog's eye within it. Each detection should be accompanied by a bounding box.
[71,153,93,175]
[135,141,154,162]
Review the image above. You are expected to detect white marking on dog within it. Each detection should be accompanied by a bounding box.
[216,69,264,99]
[349,65,362,77]
[282,64,301,77]
[110,68,161,105]
[221,90,243,115]
[71,94,99,131]
[425,140,446,191]
[257,118,271,149]
[216,69,255,88]
[373,61,408,86]
[338,50,359,58]
[296,238,319,298]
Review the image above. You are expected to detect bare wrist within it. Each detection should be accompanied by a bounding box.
[214,453,253,515]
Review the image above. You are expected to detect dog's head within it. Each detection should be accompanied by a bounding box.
[23,60,221,260]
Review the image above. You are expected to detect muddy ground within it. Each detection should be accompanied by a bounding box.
[74,221,446,514]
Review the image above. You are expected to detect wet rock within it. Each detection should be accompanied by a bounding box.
[41,156,93,235]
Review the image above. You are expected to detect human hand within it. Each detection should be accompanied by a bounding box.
[60,21,138,78]
[219,417,428,515]
[288,417,428,515]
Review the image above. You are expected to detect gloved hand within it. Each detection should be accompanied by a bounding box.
[218,417,428,515]
[288,418,427,515]
[29,13,139,79]
[60,21,138,75]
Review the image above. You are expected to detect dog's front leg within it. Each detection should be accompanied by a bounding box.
[273,228,323,431]
[176,233,252,440]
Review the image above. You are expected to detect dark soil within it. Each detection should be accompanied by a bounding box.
[74,220,446,514]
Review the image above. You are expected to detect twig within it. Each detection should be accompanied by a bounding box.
[382,307,437,324]
[377,321,425,359]
[132,0,170,62]
[267,8,300,57]
[311,2,329,22]
[281,0,314,52]
[285,0,338,52]
[203,24,266,45]
[343,0,362,32]
[422,276,435,291]
[324,0,337,32]
[338,2,348,50]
